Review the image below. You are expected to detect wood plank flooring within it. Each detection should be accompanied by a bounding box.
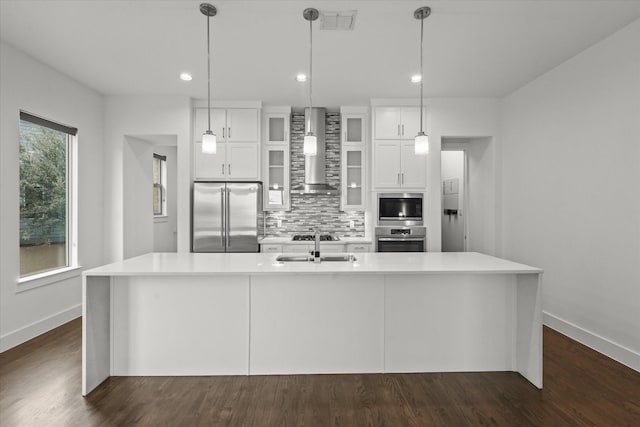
[1,318,639,426]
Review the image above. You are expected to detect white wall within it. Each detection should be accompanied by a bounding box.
[0,42,104,351]
[427,98,500,252]
[499,19,640,370]
[104,96,191,262]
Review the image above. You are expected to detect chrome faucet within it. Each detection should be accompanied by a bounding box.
[311,227,321,262]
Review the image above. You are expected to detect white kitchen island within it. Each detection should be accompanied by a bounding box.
[82,252,543,395]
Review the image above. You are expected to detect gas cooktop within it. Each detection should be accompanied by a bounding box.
[291,234,340,242]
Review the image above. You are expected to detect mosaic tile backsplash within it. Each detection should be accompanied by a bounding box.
[264,112,365,237]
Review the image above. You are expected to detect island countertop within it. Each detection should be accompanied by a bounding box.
[83,251,542,277]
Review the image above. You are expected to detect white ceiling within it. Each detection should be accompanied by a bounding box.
[1,0,639,108]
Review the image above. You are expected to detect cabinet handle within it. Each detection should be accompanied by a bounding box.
[397,173,401,184]
[222,128,225,139]
[228,164,231,176]
[401,173,404,184]
[402,124,404,136]
[397,124,401,136]
[228,127,231,138]
[221,164,225,175]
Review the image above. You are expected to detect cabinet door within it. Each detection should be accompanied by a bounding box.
[342,114,365,145]
[373,141,401,189]
[400,107,421,139]
[227,109,258,142]
[265,114,289,145]
[400,141,427,189]
[341,148,365,210]
[195,141,227,179]
[195,108,226,141]
[346,243,371,253]
[374,107,401,140]
[264,147,290,210]
[227,143,259,180]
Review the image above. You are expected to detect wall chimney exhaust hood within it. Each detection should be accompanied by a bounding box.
[291,107,339,195]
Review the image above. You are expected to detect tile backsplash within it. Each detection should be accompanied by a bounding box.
[264,112,365,237]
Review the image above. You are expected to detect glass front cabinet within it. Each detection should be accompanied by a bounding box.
[262,107,291,210]
[340,107,368,211]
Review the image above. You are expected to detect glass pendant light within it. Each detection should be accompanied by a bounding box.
[414,6,431,155]
[201,3,217,154]
[303,8,319,156]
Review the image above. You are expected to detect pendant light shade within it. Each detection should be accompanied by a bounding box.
[201,3,217,154]
[303,134,317,156]
[414,6,431,155]
[303,8,319,156]
[202,131,217,154]
[415,132,429,155]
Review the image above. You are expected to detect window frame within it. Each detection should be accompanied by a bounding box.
[153,153,167,218]
[17,111,79,291]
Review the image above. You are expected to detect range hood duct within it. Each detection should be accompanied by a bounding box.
[291,107,339,195]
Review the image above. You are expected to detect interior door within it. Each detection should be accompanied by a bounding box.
[192,182,225,252]
[226,183,261,252]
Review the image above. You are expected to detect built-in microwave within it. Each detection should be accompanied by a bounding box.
[377,193,424,226]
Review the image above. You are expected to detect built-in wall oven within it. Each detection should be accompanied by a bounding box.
[376,193,426,252]
[375,226,426,252]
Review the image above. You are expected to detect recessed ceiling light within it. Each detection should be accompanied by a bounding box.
[411,74,422,83]
[180,72,193,81]
[296,73,307,82]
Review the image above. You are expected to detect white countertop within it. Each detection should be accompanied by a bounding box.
[84,252,542,277]
[259,236,372,245]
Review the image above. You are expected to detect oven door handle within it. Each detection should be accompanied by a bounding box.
[377,237,425,241]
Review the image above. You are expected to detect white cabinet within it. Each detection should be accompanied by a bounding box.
[260,244,283,253]
[372,106,427,190]
[374,107,421,140]
[194,107,260,181]
[260,242,371,253]
[262,108,291,210]
[340,107,368,211]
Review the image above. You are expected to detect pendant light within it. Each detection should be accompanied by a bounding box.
[303,8,319,156]
[414,6,431,155]
[201,3,217,154]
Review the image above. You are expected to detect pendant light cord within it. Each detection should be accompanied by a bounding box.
[207,13,212,132]
[419,11,424,133]
[308,16,313,133]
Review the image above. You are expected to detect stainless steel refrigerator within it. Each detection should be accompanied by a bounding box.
[192,182,263,253]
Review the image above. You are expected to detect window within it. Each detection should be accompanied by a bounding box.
[153,153,167,216]
[19,111,77,278]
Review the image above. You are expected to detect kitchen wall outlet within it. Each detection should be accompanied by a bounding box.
[277,219,282,228]
[349,220,355,229]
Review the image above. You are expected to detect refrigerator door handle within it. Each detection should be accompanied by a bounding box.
[225,188,231,249]
[220,187,225,248]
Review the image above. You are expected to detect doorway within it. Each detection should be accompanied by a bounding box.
[441,149,466,252]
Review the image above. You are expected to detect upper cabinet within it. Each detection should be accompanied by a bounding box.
[262,107,291,210]
[194,107,260,181]
[340,107,368,211]
[372,106,427,190]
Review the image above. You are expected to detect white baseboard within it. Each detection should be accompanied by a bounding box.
[0,304,82,352]
[544,311,640,372]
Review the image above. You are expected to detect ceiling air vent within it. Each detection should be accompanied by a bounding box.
[319,11,357,31]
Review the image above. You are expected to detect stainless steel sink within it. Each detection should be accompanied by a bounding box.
[275,254,357,263]
[275,255,312,262]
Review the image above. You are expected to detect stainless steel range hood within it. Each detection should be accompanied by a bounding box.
[291,107,339,195]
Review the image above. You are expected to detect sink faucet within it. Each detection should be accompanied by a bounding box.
[311,228,321,262]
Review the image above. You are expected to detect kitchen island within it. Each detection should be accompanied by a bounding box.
[82,252,543,395]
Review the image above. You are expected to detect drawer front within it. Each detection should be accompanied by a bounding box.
[346,243,372,253]
[261,244,283,253]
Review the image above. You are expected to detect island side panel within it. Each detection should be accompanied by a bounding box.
[250,274,385,375]
[516,273,543,388]
[111,275,250,376]
[384,274,515,373]
[82,275,111,396]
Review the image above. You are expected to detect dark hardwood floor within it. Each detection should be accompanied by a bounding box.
[1,318,639,426]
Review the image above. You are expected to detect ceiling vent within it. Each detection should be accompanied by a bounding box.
[319,11,357,31]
